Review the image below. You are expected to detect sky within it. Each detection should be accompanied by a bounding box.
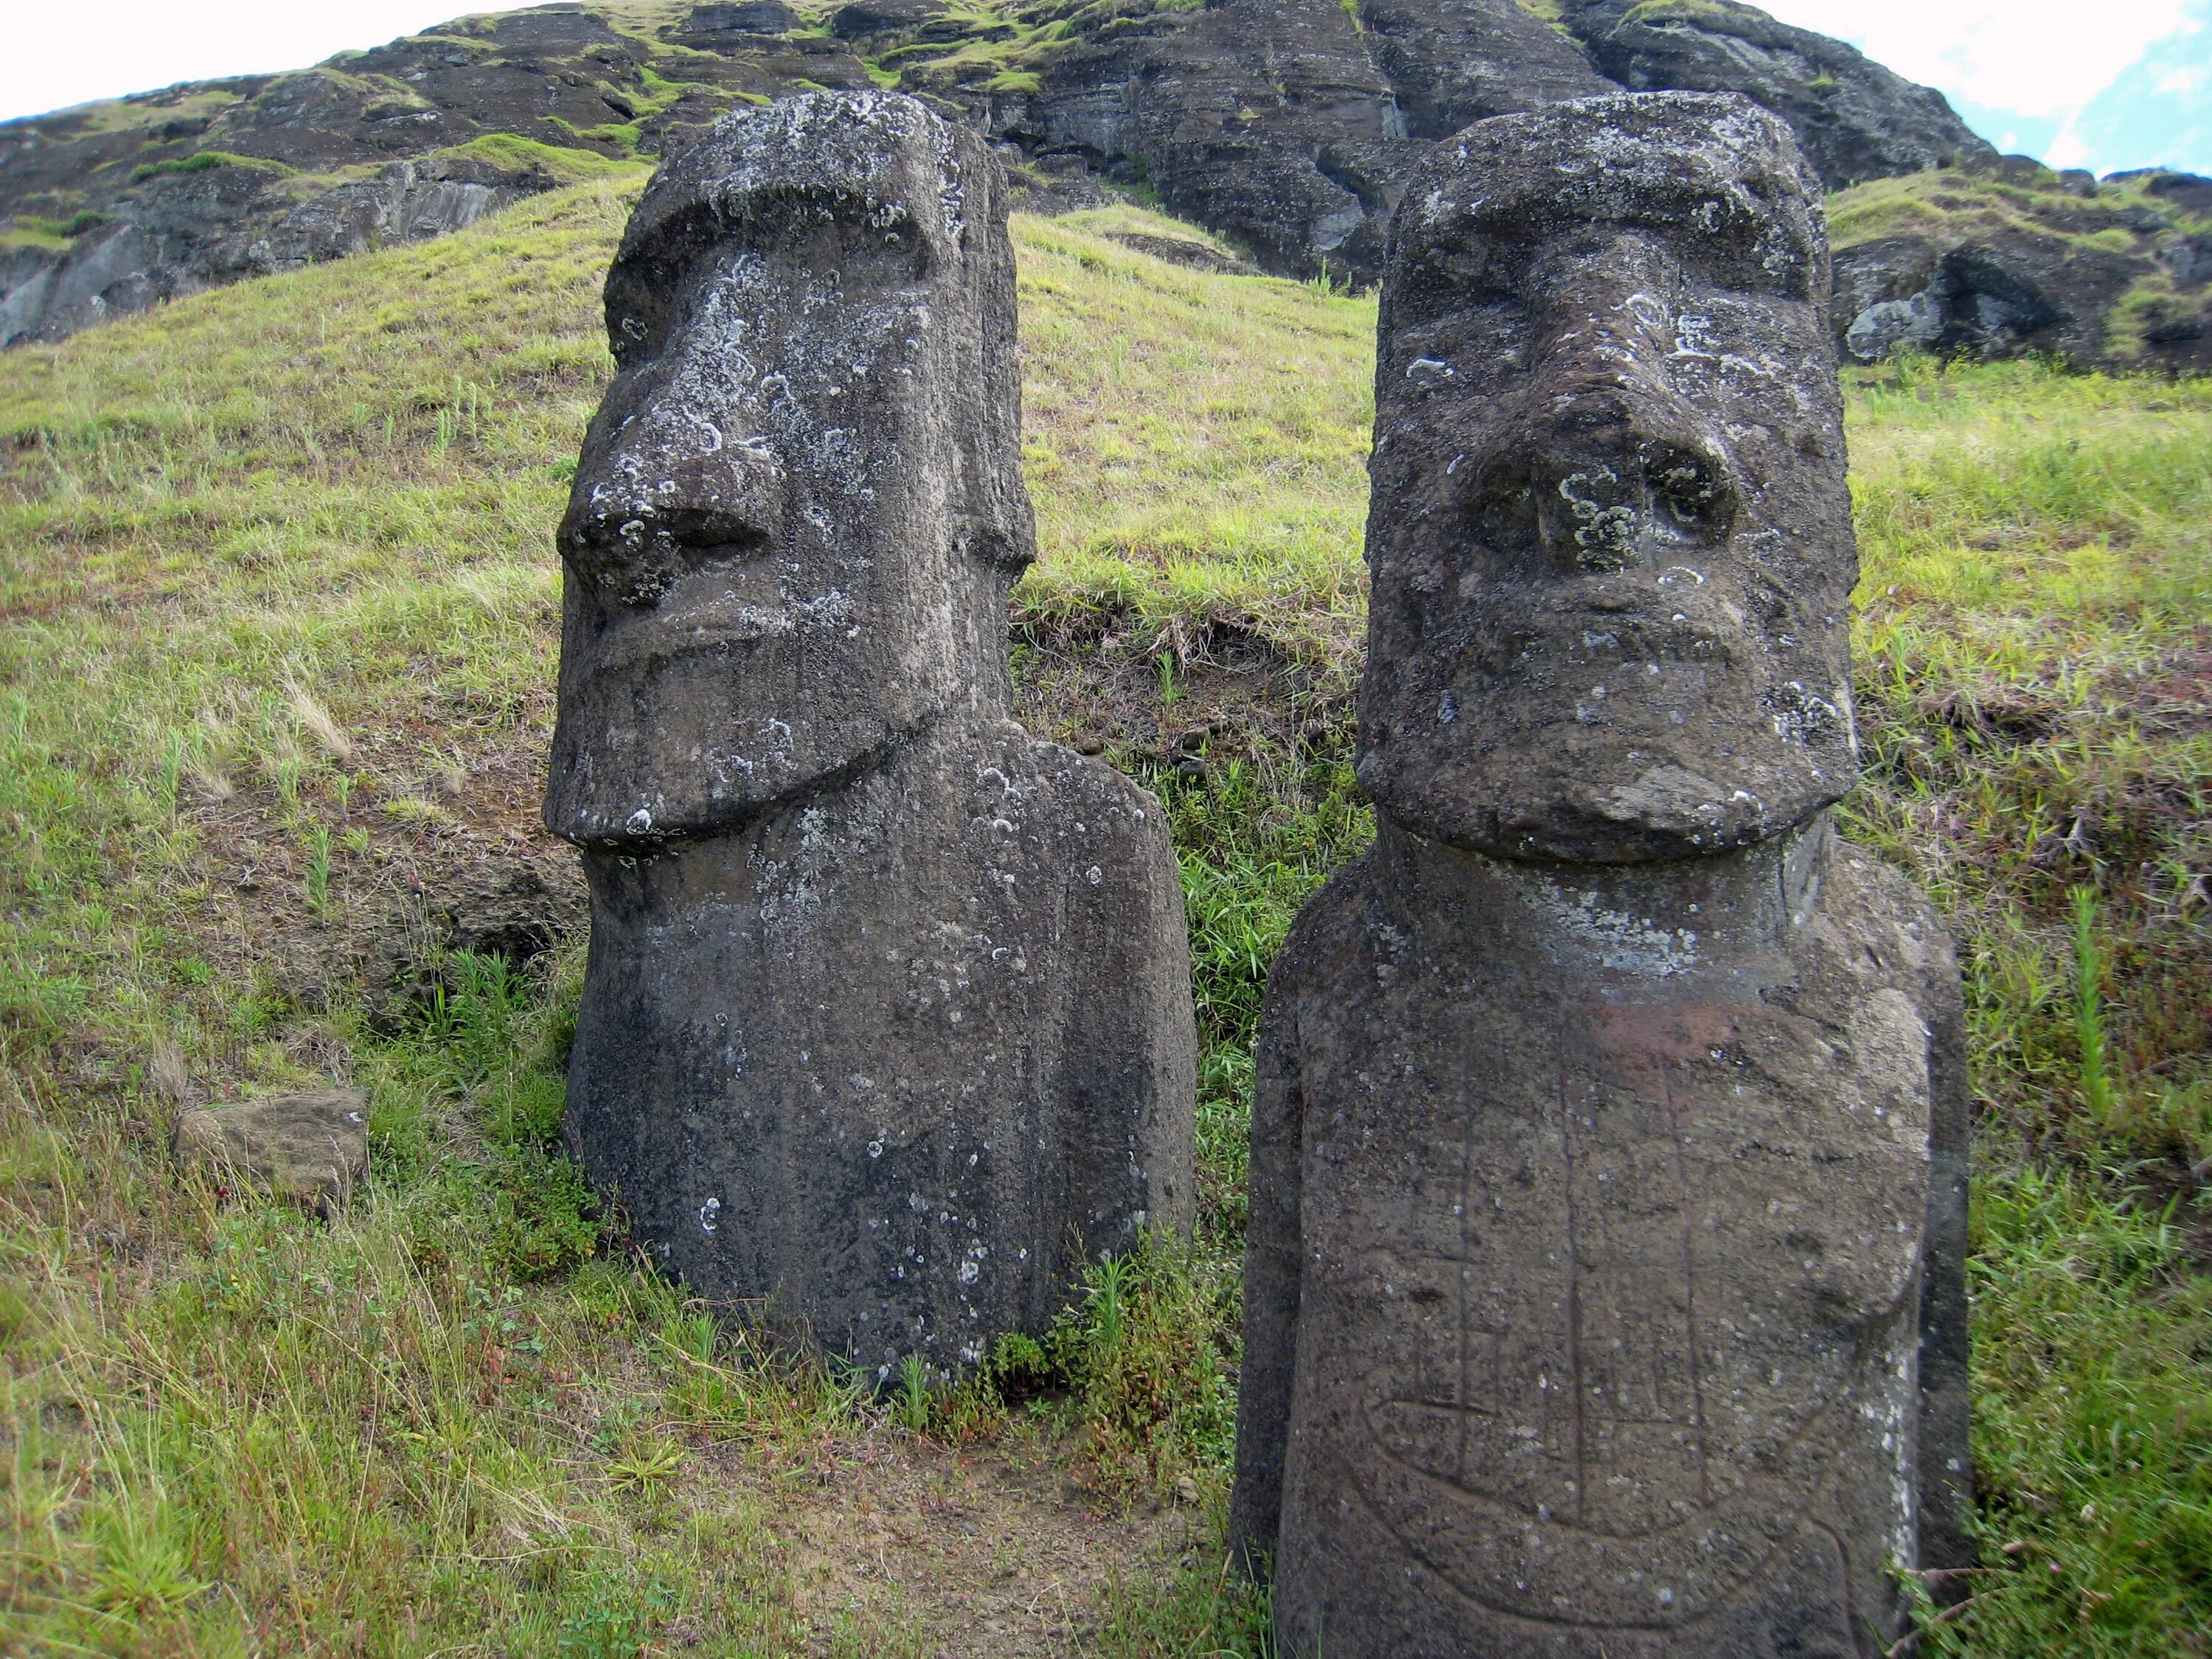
[0,0,2206,177]
[1758,0,2212,176]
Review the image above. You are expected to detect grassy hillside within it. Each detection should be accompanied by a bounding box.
[0,175,2207,1655]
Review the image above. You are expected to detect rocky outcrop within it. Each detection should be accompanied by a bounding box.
[0,4,878,346]
[1017,0,1614,278]
[4,0,2000,342]
[1829,161,2212,373]
[246,150,553,275]
[0,148,561,346]
[1557,0,1992,189]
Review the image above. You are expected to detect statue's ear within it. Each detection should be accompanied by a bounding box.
[953,398,1036,574]
[955,510,1034,573]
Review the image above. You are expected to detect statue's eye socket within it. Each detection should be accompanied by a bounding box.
[1463,467,1540,563]
[1643,445,1735,541]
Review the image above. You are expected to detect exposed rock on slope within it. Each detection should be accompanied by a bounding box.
[0,3,875,345]
[1,147,559,344]
[1018,0,1615,278]
[1830,161,2212,374]
[3,0,1994,342]
[1557,0,1991,189]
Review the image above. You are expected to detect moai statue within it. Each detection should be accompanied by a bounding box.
[544,93,1197,1381]
[1229,93,1972,1658]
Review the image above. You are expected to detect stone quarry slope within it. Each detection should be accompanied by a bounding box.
[1,0,1995,347]
[1,170,2209,1657]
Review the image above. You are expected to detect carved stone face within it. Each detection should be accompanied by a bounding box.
[546,94,1032,849]
[1357,93,1860,863]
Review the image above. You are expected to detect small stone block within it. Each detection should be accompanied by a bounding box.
[173,1088,369,1209]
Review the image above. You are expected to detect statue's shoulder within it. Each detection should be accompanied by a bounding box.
[1802,841,1961,1004]
[959,720,1176,851]
[1266,848,1388,1004]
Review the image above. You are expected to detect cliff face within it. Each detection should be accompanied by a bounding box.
[0,0,2000,345]
[1014,0,1617,279]
[1829,162,2212,376]
[0,3,880,346]
[1558,1,1989,189]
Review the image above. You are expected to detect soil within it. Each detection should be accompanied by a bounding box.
[711,1423,1206,1655]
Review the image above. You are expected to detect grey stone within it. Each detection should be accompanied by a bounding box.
[1559,0,1993,189]
[683,1,799,35]
[2165,232,2212,288]
[1846,290,1944,361]
[544,92,1197,1381]
[246,155,549,276]
[1229,93,1972,1658]
[173,1088,369,1210]
[1355,94,1854,865]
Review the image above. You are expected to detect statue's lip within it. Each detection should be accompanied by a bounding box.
[580,581,858,677]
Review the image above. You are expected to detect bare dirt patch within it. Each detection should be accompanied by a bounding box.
[694,1422,1207,1656]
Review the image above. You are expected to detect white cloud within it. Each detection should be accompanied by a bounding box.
[1759,0,2202,119]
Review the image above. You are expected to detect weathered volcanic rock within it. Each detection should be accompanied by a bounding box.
[1832,162,2212,374]
[1088,0,1616,278]
[1558,0,1992,189]
[245,150,554,276]
[174,1088,370,1210]
[2,0,2004,341]
[544,93,1197,1379]
[1229,94,1972,1657]
[0,4,877,346]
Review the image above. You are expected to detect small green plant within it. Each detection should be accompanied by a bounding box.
[158,731,188,815]
[605,1436,684,1495]
[661,1310,717,1364]
[272,753,302,810]
[1033,1238,1240,1498]
[895,1352,933,1432]
[1088,1249,1132,1355]
[304,824,332,917]
[88,1505,209,1619]
[554,1567,680,1658]
[2072,886,2116,1122]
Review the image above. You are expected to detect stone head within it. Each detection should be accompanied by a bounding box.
[546,92,1033,849]
[1357,92,1860,863]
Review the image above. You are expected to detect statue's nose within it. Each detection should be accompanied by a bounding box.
[561,397,787,606]
[1465,388,1736,576]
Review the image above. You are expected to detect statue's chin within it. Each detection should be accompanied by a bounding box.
[1360,730,1845,865]
[546,665,926,850]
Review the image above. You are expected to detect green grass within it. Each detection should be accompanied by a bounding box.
[0,175,2208,1654]
[435,133,648,185]
[125,150,299,185]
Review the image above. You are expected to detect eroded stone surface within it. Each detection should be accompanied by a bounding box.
[173,1088,369,1210]
[546,92,1196,1379]
[1355,93,1855,865]
[1230,93,1971,1658]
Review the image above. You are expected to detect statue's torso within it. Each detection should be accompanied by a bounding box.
[1268,839,1943,1657]
[566,719,1194,1378]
